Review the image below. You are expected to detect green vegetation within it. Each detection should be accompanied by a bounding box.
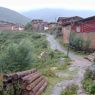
[24,22,32,30]
[61,84,78,95]
[70,32,91,53]
[45,28,57,34]
[1,39,33,72]
[0,7,30,25]
[82,60,95,95]
[0,30,71,95]
[0,31,48,72]
[56,35,91,56]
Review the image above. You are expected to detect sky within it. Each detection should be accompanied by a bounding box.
[0,0,95,12]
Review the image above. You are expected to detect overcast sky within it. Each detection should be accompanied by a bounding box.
[0,0,95,12]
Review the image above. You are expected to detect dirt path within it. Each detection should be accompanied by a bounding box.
[44,33,91,95]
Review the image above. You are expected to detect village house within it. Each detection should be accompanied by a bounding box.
[57,16,82,26]
[0,21,24,31]
[48,22,58,30]
[57,16,83,37]
[31,19,44,31]
[43,22,49,30]
[62,16,95,49]
[31,20,58,31]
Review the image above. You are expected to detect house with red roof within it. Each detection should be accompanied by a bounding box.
[62,16,95,49]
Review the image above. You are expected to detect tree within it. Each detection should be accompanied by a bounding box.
[24,22,32,30]
[0,39,33,72]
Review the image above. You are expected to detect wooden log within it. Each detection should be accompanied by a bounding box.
[21,90,30,95]
[21,72,41,84]
[26,76,44,91]
[3,73,16,80]
[28,80,47,95]
[3,77,12,84]
[35,80,48,95]
[4,69,37,81]
[32,79,45,94]
[29,91,35,95]
[21,72,37,82]
[21,72,41,89]
[15,68,37,80]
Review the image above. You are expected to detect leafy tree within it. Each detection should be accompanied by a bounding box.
[24,22,32,30]
[0,39,33,72]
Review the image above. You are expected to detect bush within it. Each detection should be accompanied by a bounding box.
[0,39,33,72]
[24,22,32,30]
[83,64,95,94]
[61,84,78,95]
[70,32,91,52]
[32,34,41,39]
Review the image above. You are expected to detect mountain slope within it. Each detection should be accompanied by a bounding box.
[23,8,95,22]
[0,7,31,25]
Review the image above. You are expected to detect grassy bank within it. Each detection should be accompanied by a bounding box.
[0,30,71,95]
[61,84,78,95]
[82,63,95,95]
[56,36,89,56]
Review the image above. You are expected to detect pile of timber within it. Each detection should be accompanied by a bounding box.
[3,69,48,95]
[84,52,95,62]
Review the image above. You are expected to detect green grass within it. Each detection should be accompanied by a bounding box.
[0,30,71,95]
[82,67,95,95]
[42,77,64,95]
[61,84,78,95]
[56,36,89,56]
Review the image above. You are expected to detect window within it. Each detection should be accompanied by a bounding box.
[76,26,80,32]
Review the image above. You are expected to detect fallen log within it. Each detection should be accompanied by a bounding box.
[3,73,16,80]
[15,69,37,80]
[3,77,12,84]
[4,69,37,80]
[21,72,41,84]
[21,90,30,95]
[21,72,41,90]
[3,69,48,95]
[32,79,45,94]
[26,76,44,91]
[35,80,48,95]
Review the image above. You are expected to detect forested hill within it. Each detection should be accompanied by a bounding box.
[0,7,31,25]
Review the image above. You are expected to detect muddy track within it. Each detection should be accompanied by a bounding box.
[44,33,91,95]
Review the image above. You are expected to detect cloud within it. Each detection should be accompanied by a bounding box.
[0,0,95,12]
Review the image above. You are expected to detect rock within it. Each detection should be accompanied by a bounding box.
[50,67,58,71]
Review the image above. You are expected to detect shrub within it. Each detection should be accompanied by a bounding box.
[24,22,32,30]
[42,69,56,77]
[32,34,41,39]
[61,84,78,95]
[83,64,95,94]
[0,39,33,72]
[70,32,91,52]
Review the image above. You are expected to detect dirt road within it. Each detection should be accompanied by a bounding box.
[45,33,91,95]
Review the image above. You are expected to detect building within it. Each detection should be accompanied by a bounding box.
[72,16,95,49]
[62,16,95,49]
[31,19,44,31]
[0,21,24,31]
[57,16,83,37]
[48,22,58,30]
[43,22,49,30]
[57,16,83,26]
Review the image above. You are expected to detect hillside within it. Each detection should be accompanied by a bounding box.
[22,8,95,22]
[0,7,31,25]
